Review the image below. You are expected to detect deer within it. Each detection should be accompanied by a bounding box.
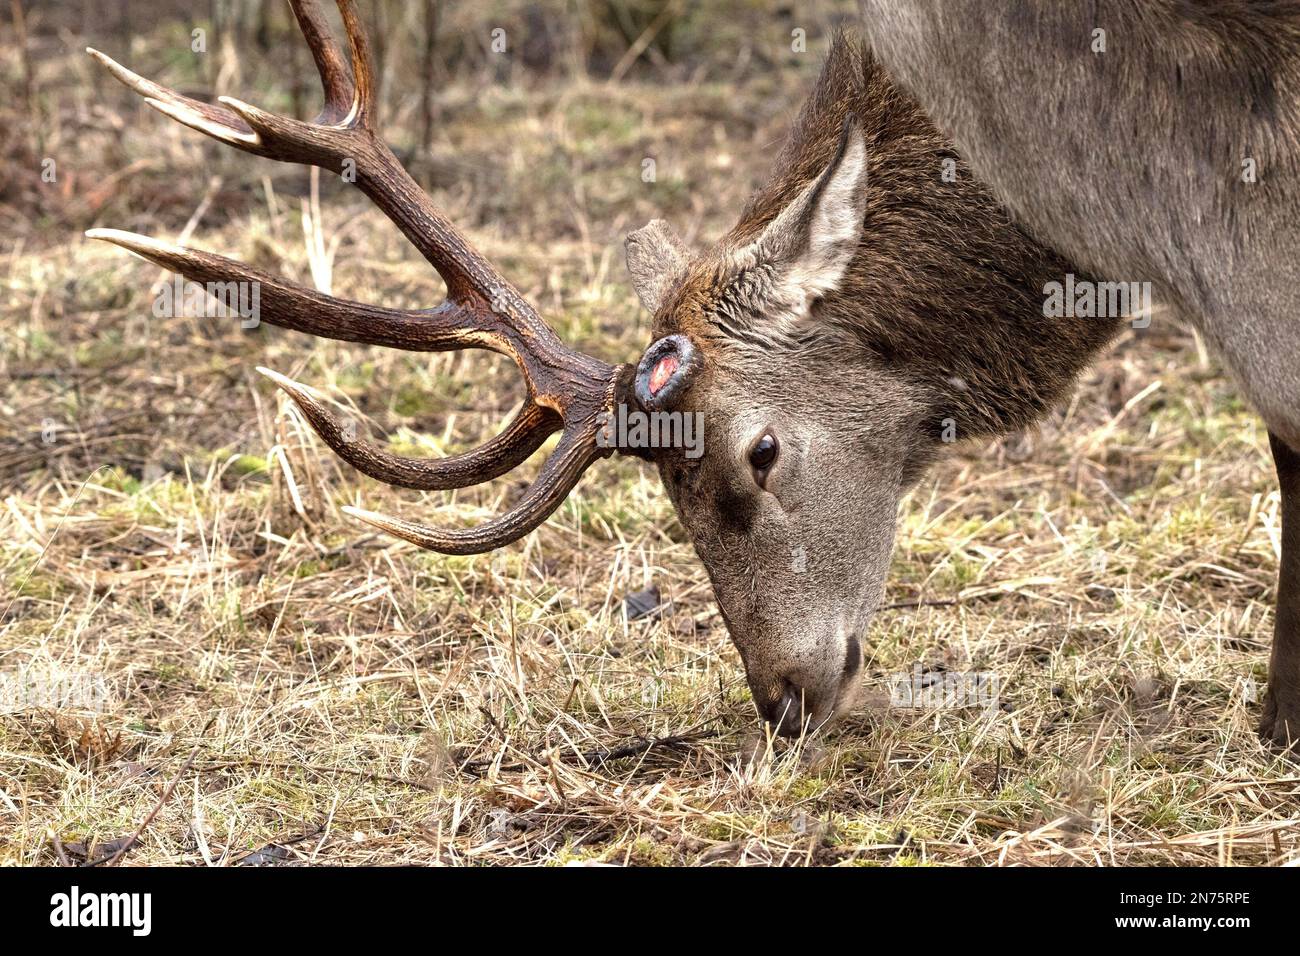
[85,0,1296,750]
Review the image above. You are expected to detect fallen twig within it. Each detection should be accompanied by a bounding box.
[48,828,71,867]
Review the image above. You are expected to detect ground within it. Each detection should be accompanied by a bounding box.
[2,1,1299,866]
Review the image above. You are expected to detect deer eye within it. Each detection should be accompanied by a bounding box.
[748,432,779,485]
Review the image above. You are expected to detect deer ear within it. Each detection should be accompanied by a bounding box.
[753,115,868,305]
[625,219,689,315]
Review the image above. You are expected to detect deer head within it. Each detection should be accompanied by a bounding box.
[621,36,1118,734]
[90,7,1115,738]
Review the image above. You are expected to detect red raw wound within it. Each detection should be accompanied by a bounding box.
[649,354,680,395]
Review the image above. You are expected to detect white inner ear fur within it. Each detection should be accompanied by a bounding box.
[746,124,868,317]
[799,130,868,295]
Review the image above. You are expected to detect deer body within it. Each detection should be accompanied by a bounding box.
[856,0,1300,746]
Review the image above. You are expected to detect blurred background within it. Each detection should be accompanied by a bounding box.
[6,0,852,243]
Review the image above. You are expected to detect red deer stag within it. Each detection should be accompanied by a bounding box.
[87,1,1291,748]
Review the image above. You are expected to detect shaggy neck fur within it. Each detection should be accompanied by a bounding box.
[708,33,1124,441]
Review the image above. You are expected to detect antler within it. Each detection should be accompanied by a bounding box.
[87,0,636,555]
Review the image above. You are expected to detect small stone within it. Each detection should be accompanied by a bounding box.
[624,585,664,621]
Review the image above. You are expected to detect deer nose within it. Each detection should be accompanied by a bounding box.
[757,638,863,737]
[759,679,815,737]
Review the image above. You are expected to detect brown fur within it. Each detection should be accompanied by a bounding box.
[860,0,1300,446]
[656,35,1120,444]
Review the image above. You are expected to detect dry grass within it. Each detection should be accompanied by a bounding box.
[4,2,1300,867]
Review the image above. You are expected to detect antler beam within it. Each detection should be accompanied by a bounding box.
[88,0,635,554]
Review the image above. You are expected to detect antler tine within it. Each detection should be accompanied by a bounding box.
[342,430,604,556]
[83,228,506,354]
[86,47,259,148]
[286,0,354,121]
[256,367,558,490]
[334,0,376,124]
